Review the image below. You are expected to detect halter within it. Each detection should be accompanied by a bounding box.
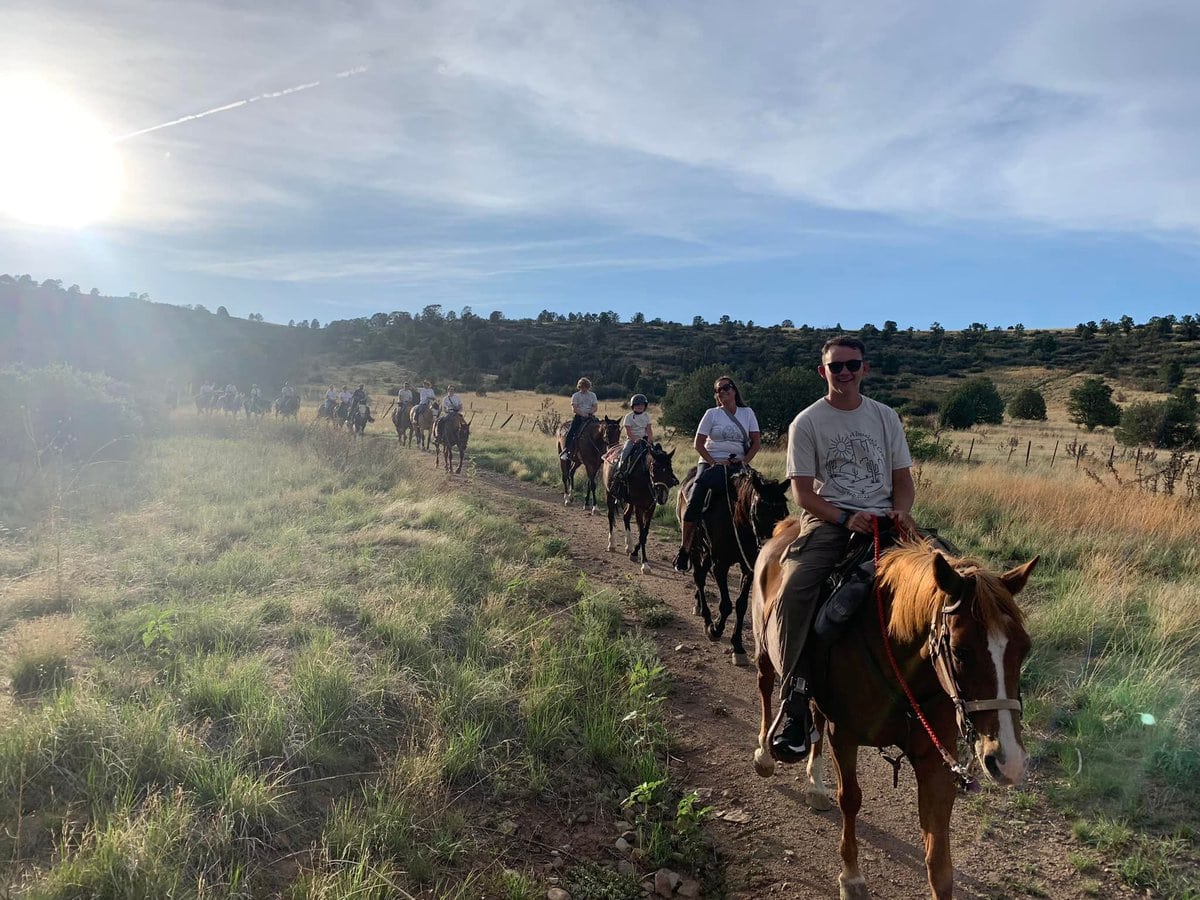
[926,585,1023,748]
[872,518,1021,792]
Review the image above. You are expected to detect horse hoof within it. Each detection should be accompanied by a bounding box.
[640,563,650,574]
[730,652,749,667]
[607,543,615,553]
[705,627,720,643]
[629,551,638,563]
[839,875,869,900]
[805,789,834,812]
[753,748,776,777]
[693,602,703,617]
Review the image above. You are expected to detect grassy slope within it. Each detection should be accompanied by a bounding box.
[0,418,706,899]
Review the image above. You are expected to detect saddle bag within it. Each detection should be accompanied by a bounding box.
[814,553,876,641]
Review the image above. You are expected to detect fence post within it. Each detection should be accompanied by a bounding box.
[1050,441,1058,467]
[1135,447,1141,474]
[490,412,498,428]
[966,438,974,463]
[499,414,514,429]
[1109,446,1116,467]
[519,415,526,430]
[1007,445,1016,463]
[1025,441,1032,466]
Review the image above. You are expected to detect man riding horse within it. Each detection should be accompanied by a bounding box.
[764,336,916,763]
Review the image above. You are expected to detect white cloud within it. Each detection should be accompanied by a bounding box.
[5,0,1200,272]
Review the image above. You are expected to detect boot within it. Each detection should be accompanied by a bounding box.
[673,521,697,572]
[771,679,818,764]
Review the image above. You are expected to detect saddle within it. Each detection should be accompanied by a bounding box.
[813,526,957,641]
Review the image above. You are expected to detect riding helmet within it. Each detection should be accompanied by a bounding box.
[630,394,648,408]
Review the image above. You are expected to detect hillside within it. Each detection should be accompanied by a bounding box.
[4,277,1199,416]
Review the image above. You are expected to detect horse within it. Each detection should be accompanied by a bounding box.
[557,416,621,513]
[194,392,217,415]
[674,466,790,665]
[316,399,337,423]
[603,442,679,573]
[220,391,243,417]
[346,401,373,436]
[433,412,470,473]
[274,394,300,419]
[410,401,438,451]
[751,530,1037,900]
[244,395,270,419]
[391,400,414,445]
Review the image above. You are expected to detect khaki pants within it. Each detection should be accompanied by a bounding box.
[759,513,851,699]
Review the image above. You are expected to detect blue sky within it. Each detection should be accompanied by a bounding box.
[3,1,1200,329]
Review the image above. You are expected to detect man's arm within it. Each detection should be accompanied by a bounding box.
[792,475,864,532]
[888,467,916,533]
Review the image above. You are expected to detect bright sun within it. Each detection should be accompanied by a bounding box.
[0,76,123,228]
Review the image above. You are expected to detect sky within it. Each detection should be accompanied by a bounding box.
[3,1,1200,330]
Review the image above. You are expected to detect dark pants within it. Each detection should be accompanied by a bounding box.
[756,513,852,698]
[564,414,591,450]
[683,461,743,522]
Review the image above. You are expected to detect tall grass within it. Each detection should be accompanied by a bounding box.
[0,413,683,896]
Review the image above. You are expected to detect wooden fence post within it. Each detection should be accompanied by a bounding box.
[1025,441,1032,466]
[1135,447,1141,474]
[966,438,974,463]
[499,414,514,429]
[490,412,498,428]
[1050,441,1058,467]
[1109,446,1116,467]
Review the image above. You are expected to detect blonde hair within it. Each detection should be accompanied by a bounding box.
[577,378,592,389]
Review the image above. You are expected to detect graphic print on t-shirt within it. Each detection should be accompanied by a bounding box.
[826,429,884,498]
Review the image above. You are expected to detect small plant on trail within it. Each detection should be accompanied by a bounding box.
[620,779,714,871]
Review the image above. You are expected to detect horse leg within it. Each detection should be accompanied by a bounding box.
[693,561,711,621]
[727,565,752,666]
[606,493,618,552]
[914,754,957,900]
[624,506,635,557]
[706,561,734,643]
[829,732,868,900]
[634,506,651,572]
[805,707,834,811]
[753,650,778,776]
[561,460,573,505]
[586,468,598,515]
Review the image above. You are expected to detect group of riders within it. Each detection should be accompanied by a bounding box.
[562,337,916,769]
[196,380,300,416]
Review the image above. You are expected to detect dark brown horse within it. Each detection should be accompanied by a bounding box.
[391,400,413,445]
[557,416,621,513]
[347,401,373,436]
[674,467,790,665]
[274,394,300,419]
[410,401,437,451]
[752,531,1037,899]
[603,442,679,572]
[433,412,470,473]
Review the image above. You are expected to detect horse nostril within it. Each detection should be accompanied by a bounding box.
[984,753,1003,780]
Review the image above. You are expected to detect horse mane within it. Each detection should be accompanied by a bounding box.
[880,539,1026,642]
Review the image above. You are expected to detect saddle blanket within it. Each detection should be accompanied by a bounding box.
[603,446,622,464]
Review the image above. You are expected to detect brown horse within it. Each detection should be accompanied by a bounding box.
[603,442,679,573]
[433,412,470,473]
[557,416,621,513]
[410,401,437,450]
[751,530,1037,899]
[391,400,413,445]
[674,467,790,666]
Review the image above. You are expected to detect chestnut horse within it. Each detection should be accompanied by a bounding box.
[410,401,437,451]
[674,467,790,665]
[433,412,470,473]
[751,529,1037,899]
[557,416,621,513]
[392,400,413,445]
[602,442,679,573]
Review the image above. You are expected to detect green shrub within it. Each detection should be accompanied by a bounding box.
[1008,387,1048,421]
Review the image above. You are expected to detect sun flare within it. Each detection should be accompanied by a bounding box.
[0,76,123,228]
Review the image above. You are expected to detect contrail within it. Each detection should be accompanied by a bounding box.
[114,66,367,142]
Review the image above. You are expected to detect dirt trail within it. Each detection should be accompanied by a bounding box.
[451,463,1135,899]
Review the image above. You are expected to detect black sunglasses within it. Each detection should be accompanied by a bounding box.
[824,359,864,374]
[715,383,735,393]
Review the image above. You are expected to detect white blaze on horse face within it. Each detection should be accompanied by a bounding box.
[987,630,1027,783]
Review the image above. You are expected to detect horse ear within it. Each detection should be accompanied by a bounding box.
[667,447,676,458]
[1000,556,1039,595]
[933,552,967,602]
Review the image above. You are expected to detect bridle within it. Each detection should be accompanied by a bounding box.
[926,586,1023,748]
[873,518,1022,791]
[645,449,678,506]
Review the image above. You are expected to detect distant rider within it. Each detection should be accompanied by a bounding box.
[560,377,599,462]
